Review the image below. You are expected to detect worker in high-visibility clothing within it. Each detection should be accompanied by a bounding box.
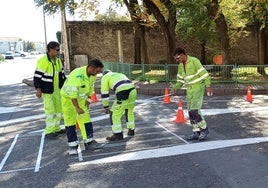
[171,47,213,141]
[101,70,137,141]
[60,59,103,155]
[34,41,66,139]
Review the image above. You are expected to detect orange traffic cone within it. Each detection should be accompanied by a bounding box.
[246,86,253,103]
[91,92,99,102]
[163,87,171,104]
[173,100,186,123]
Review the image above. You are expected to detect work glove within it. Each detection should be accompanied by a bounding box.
[104,108,110,114]
[206,87,213,96]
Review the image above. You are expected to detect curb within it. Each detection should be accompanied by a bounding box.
[22,79,268,96]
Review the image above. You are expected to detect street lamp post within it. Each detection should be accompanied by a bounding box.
[43,5,48,48]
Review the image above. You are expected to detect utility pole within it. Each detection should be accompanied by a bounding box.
[43,5,48,48]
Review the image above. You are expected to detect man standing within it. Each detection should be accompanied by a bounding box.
[171,47,213,141]
[101,70,137,141]
[34,41,66,139]
[60,59,103,155]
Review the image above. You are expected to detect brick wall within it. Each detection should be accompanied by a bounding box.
[67,21,259,69]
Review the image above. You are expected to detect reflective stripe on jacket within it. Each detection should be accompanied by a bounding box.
[174,55,211,90]
[60,66,96,99]
[101,72,134,108]
[34,54,66,93]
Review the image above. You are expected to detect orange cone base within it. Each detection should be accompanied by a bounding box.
[164,97,171,104]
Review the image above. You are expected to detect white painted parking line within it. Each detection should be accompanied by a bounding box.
[29,114,110,134]
[0,107,32,114]
[0,114,45,127]
[79,144,178,160]
[155,121,189,144]
[0,134,19,171]
[34,132,45,172]
[173,106,268,117]
[0,167,35,174]
[70,137,268,166]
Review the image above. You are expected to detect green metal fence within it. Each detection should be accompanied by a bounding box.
[103,62,268,83]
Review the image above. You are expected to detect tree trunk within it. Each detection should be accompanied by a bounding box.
[200,41,206,64]
[257,26,267,76]
[124,0,150,64]
[143,0,177,64]
[61,7,70,73]
[206,0,230,65]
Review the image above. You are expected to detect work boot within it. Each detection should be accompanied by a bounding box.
[45,132,59,139]
[127,129,135,136]
[186,131,200,141]
[55,129,66,135]
[198,128,209,141]
[106,132,123,141]
[68,146,78,155]
[84,140,104,150]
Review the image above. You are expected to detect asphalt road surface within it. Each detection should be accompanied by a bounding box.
[1,58,268,188]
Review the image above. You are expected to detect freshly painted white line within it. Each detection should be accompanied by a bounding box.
[80,144,178,160]
[34,132,45,172]
[0,114,45,127]
[70,137,268,166]
[0,107,32,114]
[0,134,19,171]
[77,144,83,162]
[91,114,110,122]
[0,167,35,174]
[29,114,110,134]
[155,121,189,144]
[202,106,268,116]
[175,106,268,117]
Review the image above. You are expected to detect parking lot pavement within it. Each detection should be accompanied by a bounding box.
[2,83,268,187]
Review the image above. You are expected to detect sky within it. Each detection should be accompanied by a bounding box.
[0,0,124,43]
[0,0,61,42]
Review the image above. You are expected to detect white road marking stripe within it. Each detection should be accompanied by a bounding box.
[0,114,110,128]
[2,106,268,128]
[0,114,45,127]
[77,144,83,162]
[34,132,45,172]
[0,107,32,114]
[70,137,268,166]
[0,167,35,174]
[28,114,110,133]
[79,144,178,160]
[0,134,19,171]
[155,121,189,144]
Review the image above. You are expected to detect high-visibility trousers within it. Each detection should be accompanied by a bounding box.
[61,97,92,141]
[186,83,207,132]
[110,88,137,133]
[42,91,62,134]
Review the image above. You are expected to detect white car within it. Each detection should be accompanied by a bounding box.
[13,51,28,57]
[4,51,14,59]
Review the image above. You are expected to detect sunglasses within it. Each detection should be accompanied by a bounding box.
[175,55,181,61]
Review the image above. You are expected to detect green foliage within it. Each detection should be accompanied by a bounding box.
[219,0,250,46]
[56,31,62,44]
[175,1,216,40]
[231,66,268,82]
[24,41,36,52]
[34,0,77,15]
[241,0,268,29]
[95,7,130,21]
[0,53,4,62]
